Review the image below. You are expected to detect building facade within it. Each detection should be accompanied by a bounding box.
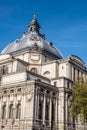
[0,13,87,130]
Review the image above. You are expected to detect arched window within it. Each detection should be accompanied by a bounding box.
[16,103,21,119]
[9,104,13,119]
[31,68,38,74]
[2,104,6,119]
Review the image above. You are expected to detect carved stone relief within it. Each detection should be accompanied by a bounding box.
[25,86,33,93]
[3,97,7,103]
[25,86,33,101]
[30,42,38,50]
[10,95,14,102]
[30,35,41,41]
[26,92,33,101]
[17,95,22,101]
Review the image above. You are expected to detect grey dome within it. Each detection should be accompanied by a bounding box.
[1,32,63,59]
[1,14,63,59]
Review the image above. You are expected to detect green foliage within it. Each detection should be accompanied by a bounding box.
[71,77,87,123]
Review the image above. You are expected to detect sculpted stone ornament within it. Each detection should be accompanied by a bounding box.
[26,86,33,93]
[3,97,7,103]
[17,95,22,101]
[26,87,33,101]
[10,95,14,102]
[30,42,38,50]
[30,35,40,41]
[26,92,33,101]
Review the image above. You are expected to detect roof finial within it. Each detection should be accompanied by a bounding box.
[34,12,36,20]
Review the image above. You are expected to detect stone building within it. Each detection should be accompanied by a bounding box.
[0,13,87,130]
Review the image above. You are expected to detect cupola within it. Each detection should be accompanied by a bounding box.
[28,12,40,33]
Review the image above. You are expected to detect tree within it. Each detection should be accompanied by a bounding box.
[71,77,87,123]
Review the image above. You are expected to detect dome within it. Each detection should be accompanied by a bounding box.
[1,14,63,59]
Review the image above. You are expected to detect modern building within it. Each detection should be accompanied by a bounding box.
[0,13,87,130]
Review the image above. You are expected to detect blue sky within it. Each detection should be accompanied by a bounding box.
[0,0,87,65]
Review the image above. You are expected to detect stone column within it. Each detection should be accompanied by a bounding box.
[13,95,16,119]
[34,87,38,121]
[6,96,9,119]
[66,94,68,128]
[72,66,74,81]
[58,90,65,130]
[0,97,3,119]
[36,87,39,121]
[0,99,1,119]
[22,92,26,118]
[55,95,58,129]
[75,69,78,80]
[49,92,52,127]
[43,91,46,125]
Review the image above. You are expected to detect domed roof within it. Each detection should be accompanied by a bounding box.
[1,13,63,59]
